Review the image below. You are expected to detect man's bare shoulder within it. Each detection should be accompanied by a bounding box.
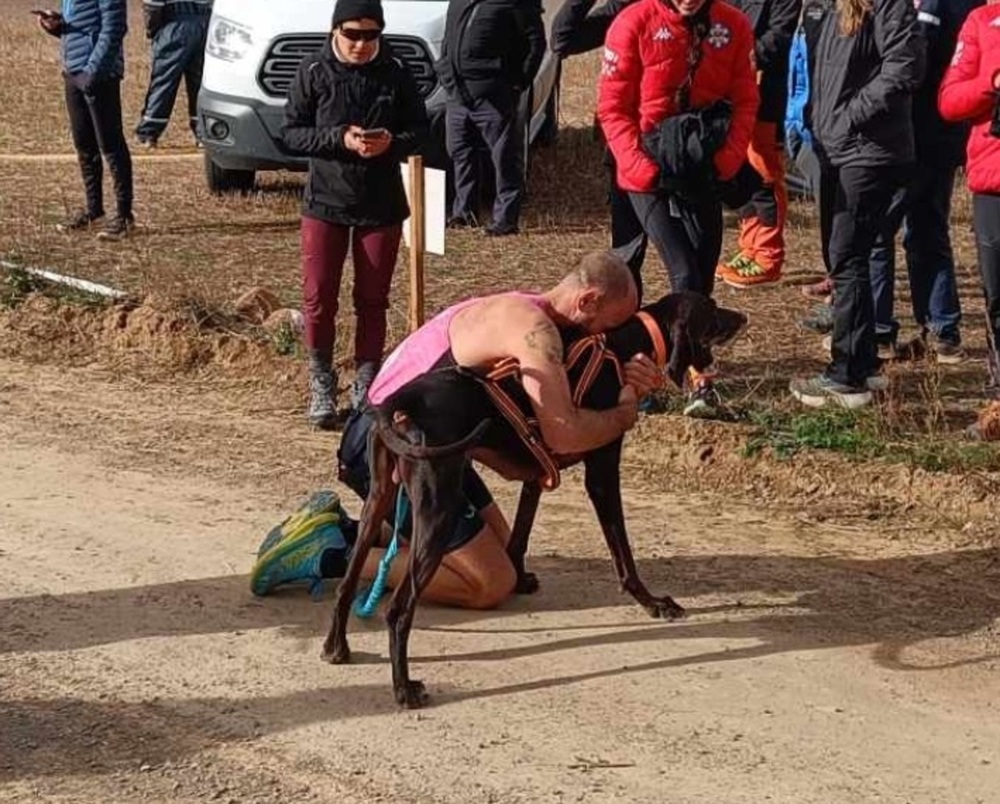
[451,293,559,366]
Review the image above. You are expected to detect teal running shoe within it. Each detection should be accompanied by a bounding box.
[257,490,342,558]
[250,515,348,598]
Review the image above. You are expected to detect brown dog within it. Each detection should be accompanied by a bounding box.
[322,292,747,707]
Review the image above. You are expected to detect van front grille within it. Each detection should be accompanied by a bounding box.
[257,34,438,99]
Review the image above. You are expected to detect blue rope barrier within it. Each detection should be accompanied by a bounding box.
[352,487,408,619]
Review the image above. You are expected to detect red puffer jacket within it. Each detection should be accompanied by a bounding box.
[597,0,759,193]
[939,4,1000,194]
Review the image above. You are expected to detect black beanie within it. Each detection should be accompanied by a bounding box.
[331,0,385,29]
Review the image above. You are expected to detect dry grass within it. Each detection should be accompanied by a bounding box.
[0,1,996,451]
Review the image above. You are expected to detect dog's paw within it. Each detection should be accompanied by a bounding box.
[645,598,686,620]
[514,572,540,595]
[321,640,351,664]
[395,679,429,709]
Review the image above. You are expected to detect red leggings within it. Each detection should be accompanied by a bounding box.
[301,216,402,364]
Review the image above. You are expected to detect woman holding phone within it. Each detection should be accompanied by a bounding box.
[282,0,429,429]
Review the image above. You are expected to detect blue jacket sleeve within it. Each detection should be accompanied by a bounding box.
[85,0,128,78]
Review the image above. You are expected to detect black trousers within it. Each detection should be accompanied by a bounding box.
[627,190,723,297]
[825,164,907,386]
[65,75,133,220]
[606,151,649,302]
[445,96,524,228]
[972,193,1000,390]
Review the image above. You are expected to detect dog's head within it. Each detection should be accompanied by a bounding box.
[641,292,747,388]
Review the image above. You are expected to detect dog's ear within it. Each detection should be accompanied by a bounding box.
[664,292,721,387]
[666,317,693,389]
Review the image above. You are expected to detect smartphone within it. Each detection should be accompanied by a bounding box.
[359,128,389,140]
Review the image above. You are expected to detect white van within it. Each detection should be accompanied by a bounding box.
[197,0,564,193]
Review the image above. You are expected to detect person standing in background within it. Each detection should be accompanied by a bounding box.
[789,0,924,409]
[939,0,1000,401]
[135,0,214,148]
[437,0,546,236]
[862,0,980,362]
[281,0,429,429]
[597,0,759,418]
[36,0,134,241]
[552,0,647,297]
[716,0,801,288]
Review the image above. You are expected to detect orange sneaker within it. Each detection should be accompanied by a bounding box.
[718,255,781,289]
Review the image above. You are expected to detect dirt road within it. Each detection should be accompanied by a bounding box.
[2,358,999,803]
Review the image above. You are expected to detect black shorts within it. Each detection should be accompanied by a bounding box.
[337,407,492,553]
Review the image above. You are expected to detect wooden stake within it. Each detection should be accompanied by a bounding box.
[408,154,425,333]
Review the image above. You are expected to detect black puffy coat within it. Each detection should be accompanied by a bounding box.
[550,0,635,56]
[728,0,802,125]
[437,0,546,106]
[281,40,429,227]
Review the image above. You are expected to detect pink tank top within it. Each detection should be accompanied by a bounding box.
[368,291,546,405]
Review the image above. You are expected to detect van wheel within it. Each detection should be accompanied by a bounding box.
[204,152,255,195]
[536,66,560,147]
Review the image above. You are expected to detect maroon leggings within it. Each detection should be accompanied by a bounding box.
[301,216,402,364]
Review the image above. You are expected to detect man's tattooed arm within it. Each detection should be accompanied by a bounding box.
[523,319,564,364]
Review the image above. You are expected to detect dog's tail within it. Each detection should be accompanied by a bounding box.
[376,416,491,461]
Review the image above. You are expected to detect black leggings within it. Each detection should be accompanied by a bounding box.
[627,191,722,296]
[64,75,133,220]
[973,193,1000,387]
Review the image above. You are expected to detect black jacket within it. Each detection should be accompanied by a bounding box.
[437,0,547,106]
[912,0,982,166]
[811,0,925,168]
[729,0,802,124]
[550,0,635,56]
[281,41,429,227]
[642,102,762,206]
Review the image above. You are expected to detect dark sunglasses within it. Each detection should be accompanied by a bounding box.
[338,27,380,43]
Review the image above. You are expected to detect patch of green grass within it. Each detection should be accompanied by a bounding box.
[742,405,1000,473]
[0,263,46,308]
[1,261,117,310]
[744,407,883,460]
[270,321,302,358]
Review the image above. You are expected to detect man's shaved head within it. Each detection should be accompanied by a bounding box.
[563,250,637,305]
[551,250,639,334]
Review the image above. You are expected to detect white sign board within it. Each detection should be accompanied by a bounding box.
[401,163,447,256]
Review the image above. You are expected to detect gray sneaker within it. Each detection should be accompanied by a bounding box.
[799,304,834,334]
[350,361,378,410]
[790,374,872,409]
[308,366,338,430]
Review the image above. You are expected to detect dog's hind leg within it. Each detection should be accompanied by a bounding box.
[507,481,542,594]
[385,457,464,708]
[322,430,398,665]
[583,442,685,620]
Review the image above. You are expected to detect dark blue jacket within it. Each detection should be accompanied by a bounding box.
[61,0,128,80]
[911,0,982,166]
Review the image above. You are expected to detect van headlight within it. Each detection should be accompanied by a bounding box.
[206,17,253,61]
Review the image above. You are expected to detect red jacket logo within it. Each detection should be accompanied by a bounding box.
[707,22,732,49]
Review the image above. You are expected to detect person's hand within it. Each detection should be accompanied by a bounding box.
[342,125,367,153]
[622,353,664,399]
[993,70,1000,91]
[616,383,640,430]
[37,10,63,36]
[68,71,95,92]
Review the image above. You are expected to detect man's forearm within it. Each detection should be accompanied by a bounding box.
[547,402,636,455]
